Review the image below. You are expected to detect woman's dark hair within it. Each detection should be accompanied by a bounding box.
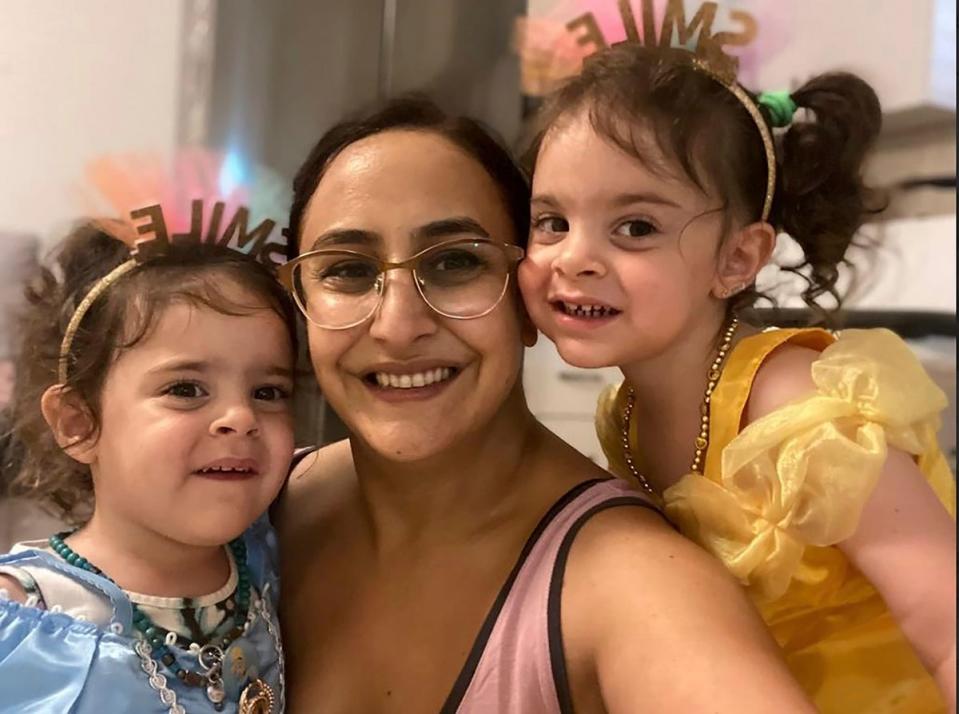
[522,43,885,319]
[287,94,530,257]
[8,222,298,523]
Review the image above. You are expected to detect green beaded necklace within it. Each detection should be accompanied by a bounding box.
[49,532,253,711]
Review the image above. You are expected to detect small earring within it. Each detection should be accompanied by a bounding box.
[722,282,747,298]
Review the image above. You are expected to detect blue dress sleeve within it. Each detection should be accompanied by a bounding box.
[0,599,136,713]
[242,514,281,603]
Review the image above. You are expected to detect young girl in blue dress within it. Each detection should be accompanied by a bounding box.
[0,212,295,713]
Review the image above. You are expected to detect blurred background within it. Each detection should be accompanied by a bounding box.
[0,0,954,546]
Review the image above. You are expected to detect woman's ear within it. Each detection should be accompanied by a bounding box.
[711,221,776,298]
[40,385,98,465]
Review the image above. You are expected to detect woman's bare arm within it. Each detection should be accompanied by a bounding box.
[563,506,815,713]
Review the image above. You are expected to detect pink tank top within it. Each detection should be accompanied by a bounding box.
[439,478,660,713]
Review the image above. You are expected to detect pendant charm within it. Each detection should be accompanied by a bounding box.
[239,678,275,714]
[206,684,225,704]
[198,644,226,707]
[222,640,262,700]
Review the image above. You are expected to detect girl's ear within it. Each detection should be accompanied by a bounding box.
[711,221,776,298]
[40,385,98,465]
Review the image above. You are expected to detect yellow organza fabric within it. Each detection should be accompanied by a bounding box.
[596,328,956,713]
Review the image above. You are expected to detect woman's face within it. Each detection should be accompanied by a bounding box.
[299,130,530,462]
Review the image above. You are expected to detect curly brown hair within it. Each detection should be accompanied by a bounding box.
[7,222,297,524]
[521,43,885,323]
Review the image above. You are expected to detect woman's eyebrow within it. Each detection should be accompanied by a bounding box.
[412,217,491,242]
[309,229,381,251]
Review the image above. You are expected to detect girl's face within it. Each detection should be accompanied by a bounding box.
[298,130,530,462]
[519,109,728,369]
[81,288,295,546]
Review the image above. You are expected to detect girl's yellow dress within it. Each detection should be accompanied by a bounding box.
[597,327,955,714]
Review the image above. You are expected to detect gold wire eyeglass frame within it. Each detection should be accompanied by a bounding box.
[277,238,526,330]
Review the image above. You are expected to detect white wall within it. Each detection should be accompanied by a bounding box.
[0,1,185,242]
[760,215,958,314]
[524,0,955,126]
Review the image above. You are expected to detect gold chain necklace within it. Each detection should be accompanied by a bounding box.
[621,318,740,497]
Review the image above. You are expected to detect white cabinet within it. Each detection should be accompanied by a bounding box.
[539,416,609,464]
[524,337,621,462]
[743,0,955,129]
[524,338,621,415]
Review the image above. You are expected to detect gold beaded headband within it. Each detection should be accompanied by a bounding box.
[57,201,285,384]
[516,7,791,224]
[689,57,780,223]
[57,258,138,384]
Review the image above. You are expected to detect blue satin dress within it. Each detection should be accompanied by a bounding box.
[0,516,284,713]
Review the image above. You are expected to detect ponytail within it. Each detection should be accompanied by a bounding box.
[772,72,886,315]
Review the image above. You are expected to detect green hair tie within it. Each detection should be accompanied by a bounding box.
[758,90,797,128]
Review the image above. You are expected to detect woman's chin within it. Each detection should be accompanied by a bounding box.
[355,428,458,464]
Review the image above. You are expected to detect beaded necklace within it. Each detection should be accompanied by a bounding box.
[621,317,740,498]
[48,532,275,713]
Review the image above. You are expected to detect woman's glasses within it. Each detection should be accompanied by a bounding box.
[278,238,525,330]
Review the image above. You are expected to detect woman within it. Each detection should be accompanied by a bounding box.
[275,96,814,713]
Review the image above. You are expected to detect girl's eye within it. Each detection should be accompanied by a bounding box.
[165,382,207,399]
[531,216,569,234]
[254,385,290,402]
[613,219,658,238]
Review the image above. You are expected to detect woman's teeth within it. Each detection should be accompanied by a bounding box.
[374,367,454,389]
[560,302,619,317]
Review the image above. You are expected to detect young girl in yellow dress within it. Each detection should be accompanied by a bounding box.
[518,43,956,713]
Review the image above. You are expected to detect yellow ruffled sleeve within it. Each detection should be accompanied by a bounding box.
[663,329,951,601]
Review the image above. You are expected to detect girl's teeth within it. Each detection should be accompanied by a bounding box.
[562,302,615,317]
[374,368,454,389]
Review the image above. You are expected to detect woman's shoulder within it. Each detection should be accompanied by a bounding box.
[274,439,356,540]
[539,486,732,625]
[559,500,814,711]
[557,501,806,689]
[562,501,729,597]
[286,439,354,499]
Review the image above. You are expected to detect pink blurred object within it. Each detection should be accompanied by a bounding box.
[0,361,14,409]
[513,17,589,95]
[515,0,796,94]
[82,147,291,241]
